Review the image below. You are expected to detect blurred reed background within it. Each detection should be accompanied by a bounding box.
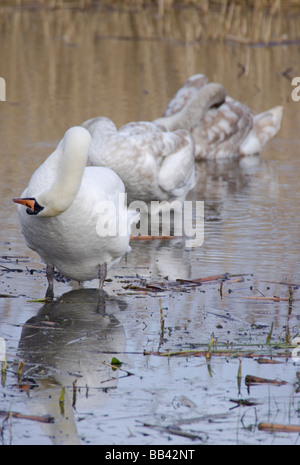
[0,0,297,173]
[1,0,300,44]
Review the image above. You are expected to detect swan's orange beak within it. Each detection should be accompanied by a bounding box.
[13,198,35,212]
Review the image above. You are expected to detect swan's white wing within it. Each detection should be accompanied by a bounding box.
[82,166,126,204]
[55,166,132,275]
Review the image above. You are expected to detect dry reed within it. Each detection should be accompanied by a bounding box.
[1,0,300,43]
[3,0,300,8]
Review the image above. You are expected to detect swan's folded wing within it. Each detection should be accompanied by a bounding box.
[121,123,196,198]
[192,97,253,159]
[158,130,195,197]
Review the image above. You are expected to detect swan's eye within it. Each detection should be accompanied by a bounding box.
[26,200,44,216]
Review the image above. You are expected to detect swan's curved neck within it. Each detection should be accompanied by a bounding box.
[37,127,91,217]
[155,83,227,132]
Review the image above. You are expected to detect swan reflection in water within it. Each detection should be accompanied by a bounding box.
[17,289,126,445]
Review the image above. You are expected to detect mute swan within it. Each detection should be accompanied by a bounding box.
[153,74,283,160]
[82,115,206,204]
[13,126,134,299]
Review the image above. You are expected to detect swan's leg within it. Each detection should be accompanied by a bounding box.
[97,292,106,314]
[98,263,107,294]
[45,264,54,300]
[97,263,107,313]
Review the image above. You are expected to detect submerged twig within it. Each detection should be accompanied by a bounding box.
[72,379,77,410]
[219,280,223,297]
[0,294,18,299]
[124,273,250,294]
[17,361,23,384]
[0,265,23,273]
[144,345,295,360]
[266,322,274,343]
[261,280,300,287]
[0,410,54,424]
[177,273,231,284]
[140,421,207,441]
[239,296,300,302]
[101,361,134,378]
[158,298,166,350]
[255,358,282,364]
[258,422,300,433]
[237,359,242,395]
[229,398,261,410]
[59,387,65,415]
[245,375,287,387]
[206,336,214,362]
[288,285,293,315]
[1,359,7,388]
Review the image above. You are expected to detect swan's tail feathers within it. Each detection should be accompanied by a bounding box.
[240,105,283,156]
[253,105,283,146]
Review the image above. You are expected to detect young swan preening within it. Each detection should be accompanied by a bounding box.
[82,117,196,206]
[13,126,134,299]
[154,74,283,160]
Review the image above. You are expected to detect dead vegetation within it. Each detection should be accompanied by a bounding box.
[2,0,300,44]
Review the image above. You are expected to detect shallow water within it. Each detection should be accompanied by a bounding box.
[0,7,299,445]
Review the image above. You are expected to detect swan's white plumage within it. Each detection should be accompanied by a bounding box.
[154,74,283,160]
[82,117,196,204]
[15,126,133,284]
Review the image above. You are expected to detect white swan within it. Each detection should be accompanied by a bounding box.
[153,74,283,160]
[13,126,134,298]
[82,117,197,204]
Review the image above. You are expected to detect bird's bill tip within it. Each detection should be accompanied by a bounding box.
[13,198,35,211]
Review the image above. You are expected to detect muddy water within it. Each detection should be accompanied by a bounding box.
[0,8,299,445]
